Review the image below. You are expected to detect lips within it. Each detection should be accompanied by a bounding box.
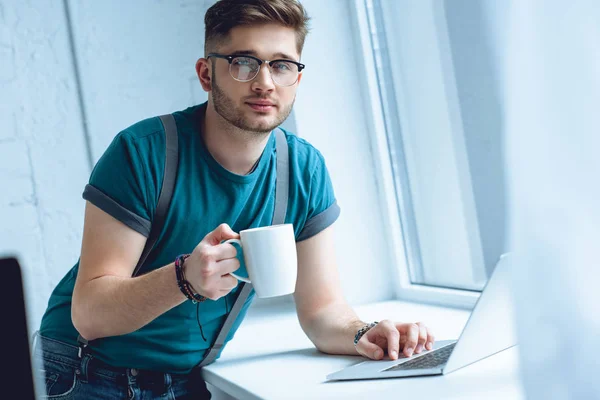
[247,101,276,112]
[248,100,275,106]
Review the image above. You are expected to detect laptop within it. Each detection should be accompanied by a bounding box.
[0,256,38,399]
[326,253,516,381]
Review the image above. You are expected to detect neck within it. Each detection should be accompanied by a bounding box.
[202,102,271,175]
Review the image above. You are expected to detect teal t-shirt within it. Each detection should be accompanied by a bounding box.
[39,103,340,373]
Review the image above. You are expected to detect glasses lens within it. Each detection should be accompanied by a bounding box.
[230,57,260,81]
[270,61,299,86]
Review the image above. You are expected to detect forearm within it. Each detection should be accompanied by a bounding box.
[72,262,187,340]
[300,302,366,355]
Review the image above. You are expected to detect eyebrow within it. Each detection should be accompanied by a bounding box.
[230,49,299,62]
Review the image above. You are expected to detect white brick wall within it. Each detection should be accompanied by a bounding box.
[0,0,89,332]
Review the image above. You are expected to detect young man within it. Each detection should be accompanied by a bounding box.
[37,0,434,398]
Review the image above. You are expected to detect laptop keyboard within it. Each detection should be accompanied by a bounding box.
[384,343,456,372]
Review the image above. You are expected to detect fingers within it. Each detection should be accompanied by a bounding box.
[357,321,435,361]
[415,322,428,354]
[425,325,435,350]
[356,337,385,360]
[396,322,435,355]
[219,274,239,291]
[216,257,242,275]
[358,321,400,360]
[195,242,238,264]
[376,321,400,360]
[203,242,239,265]
[213,242,239,261]
[196,274,239,300]
[183,224,244,301]
[201,223,240,246]
[399,323,420,357]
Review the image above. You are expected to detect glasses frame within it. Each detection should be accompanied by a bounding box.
[207,53,305,87]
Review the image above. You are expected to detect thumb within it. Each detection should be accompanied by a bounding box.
[356,338,385,360]
[203,223,240,246]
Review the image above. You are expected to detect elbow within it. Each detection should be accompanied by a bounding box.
[72,303,100,342]
[309,335,331,354]
[71,290,102,341]
[298,312,316,339]
[306,331,333,355]
[298,313,327,352]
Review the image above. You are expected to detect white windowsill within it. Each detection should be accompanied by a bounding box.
[201,300,524,400]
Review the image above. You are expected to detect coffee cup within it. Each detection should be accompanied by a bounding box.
[224,223,297,298]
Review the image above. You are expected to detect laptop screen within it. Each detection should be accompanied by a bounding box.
[0,256,37,399]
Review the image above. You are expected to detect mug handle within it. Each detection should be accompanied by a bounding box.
[223,239,251,283]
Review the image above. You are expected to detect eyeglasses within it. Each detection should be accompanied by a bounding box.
[207,53,305,87]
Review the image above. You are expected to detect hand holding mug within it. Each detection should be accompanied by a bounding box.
[183,223,242,301]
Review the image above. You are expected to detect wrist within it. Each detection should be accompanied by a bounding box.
[353,321,378,347]
[174,254,206,303]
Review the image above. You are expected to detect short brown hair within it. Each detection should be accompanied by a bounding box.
[204,0,310,56]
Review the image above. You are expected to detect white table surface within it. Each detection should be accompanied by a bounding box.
[202,300,524,400]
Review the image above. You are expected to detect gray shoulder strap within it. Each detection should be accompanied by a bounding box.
[198,128,289,368]
[132,114,179,277]
[272,128,289,225]
[77,114,179,351]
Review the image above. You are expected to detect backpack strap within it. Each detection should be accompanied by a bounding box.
[197,128,289,368]
[77,114,179,355]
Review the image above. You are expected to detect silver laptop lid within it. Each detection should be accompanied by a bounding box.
[443,253,517,374]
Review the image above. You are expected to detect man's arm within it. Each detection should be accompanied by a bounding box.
[294,224,435,361]
[72,201,240,341]
[294,225,364,356]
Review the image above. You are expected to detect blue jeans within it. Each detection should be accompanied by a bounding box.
[33,334,212,399]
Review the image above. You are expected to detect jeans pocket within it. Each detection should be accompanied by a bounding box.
[40,369,59,395]
[41,357,81,399]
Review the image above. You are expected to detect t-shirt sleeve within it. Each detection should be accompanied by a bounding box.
[82,132,154,237]
[296,154,341,242]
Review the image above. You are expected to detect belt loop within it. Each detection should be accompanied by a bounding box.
[126,369,138,385]
[78,353,92,383]
[164,372,172,394]
[30,330,39,353]
[126,369,138,400]
[76,334,89,359]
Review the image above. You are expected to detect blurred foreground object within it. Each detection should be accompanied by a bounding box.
[504,1,600,399]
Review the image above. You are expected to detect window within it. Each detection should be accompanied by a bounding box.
[352,0,506,306]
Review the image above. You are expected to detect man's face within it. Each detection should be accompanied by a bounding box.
[209,24,302,134]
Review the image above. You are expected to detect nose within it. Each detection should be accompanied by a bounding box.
[251,63,276,93]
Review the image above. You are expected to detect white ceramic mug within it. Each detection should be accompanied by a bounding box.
[224,224,298,298]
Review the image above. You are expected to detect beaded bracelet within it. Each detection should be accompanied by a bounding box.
[353,321,379,346]
[174,254,196,301]
[175,254,206,304]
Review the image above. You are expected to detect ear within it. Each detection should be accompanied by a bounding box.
[196,58,212,92]
[296,71,303,86]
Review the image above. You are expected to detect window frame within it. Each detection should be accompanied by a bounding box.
[350,0,483,309]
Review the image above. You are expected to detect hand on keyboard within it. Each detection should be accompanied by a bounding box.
[355,320,435,361]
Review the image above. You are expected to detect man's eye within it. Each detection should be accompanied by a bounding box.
[233,58,253,67]
[272,62,292,71]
